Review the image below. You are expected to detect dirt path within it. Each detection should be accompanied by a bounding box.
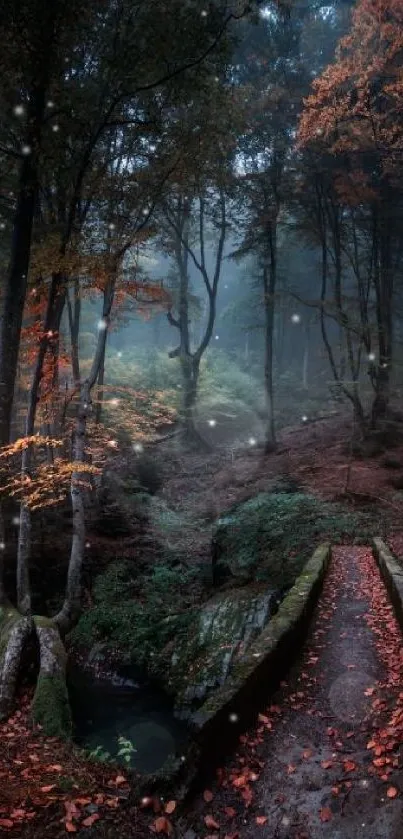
[179,547,403,839]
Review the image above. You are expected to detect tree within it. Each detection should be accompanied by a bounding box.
[297,0,403,427]
[0,0,256,732]
[159,87,238,445]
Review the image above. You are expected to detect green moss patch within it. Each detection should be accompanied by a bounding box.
[32,673,72,738]
[372,538,403,629]
[212,492,374,588]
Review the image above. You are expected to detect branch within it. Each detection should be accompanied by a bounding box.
[167,310,180,329]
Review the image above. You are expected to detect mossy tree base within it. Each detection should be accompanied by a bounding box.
[32,617,72,738]
[0,609,72,738]
[0,606,32,720]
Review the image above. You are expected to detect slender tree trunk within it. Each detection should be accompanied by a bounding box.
[302,320,310,390]
[262,225,277,453]
[95,341,106,425]
[371,201,393,427]
[55,274,116,636]
[66,278,81,387]
[17,275,65,615]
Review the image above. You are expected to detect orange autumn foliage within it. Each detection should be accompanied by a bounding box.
[297,0,403,198]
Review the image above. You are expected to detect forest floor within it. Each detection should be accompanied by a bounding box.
[3,413,403,837]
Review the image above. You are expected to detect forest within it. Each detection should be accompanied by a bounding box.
[1,0,403,836]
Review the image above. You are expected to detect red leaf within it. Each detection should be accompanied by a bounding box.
[224,806,236,818]
[205,815,220,830]
[164,801,176,814]
[203,790,214,803]
[0,820,14,829]
[319,807,332,823]
[343,760,356,772]
[115,775,127,786]
[232,775,247,788]
[40,784,56,793]
[387,786,399,798]
[321,760,333,770]
[153,816,173,835]
[65,822,77,833]
[82,814,100,827]
[256,815,268,825]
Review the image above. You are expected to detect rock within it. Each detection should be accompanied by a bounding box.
[152,585,278,719]
[211,492,310,587]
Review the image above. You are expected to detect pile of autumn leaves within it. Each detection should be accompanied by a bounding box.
[357,548,403,796]
[0,694,129,833]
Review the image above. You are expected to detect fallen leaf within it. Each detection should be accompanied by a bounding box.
[115,775,127,786]
[40,784,56,793]
[82,814,100,827]
[0,820,14,829]
[224,807,236,818]
[164,801,176,814]
[232,775,248,788]
[343,760,356,773]
[256,816,268,825]
[302,750,312,760]
[387,786,399,799]
[9,809,25,819]
[203,790,214,803]
[153,816,173,835]
[205,815,220,830]
[319,807,332,823]
[65,822,77,833]
[364,687,375,696]
[321,760,333,770]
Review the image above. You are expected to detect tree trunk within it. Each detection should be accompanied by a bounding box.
[302,321,310,390]
[95,341,106,425]
[32,617,71,737]
[0,609,32,720]
[56,275,116,636]
[262,226,277,453]
[0,30,54,448]
[371,201,393,427]
[66,278,81,387]
[17,274,65,615]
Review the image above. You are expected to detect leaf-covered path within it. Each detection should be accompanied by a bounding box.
[179,547,403,839]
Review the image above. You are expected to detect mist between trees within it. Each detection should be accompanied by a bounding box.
[0,0,402,747]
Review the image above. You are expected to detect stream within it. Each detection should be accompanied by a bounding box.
[68,664,189,775]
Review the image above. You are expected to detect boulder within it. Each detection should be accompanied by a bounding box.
[211,492,310,588]
[151,584,279,719]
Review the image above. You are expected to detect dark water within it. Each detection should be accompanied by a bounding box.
[68,665,189,774]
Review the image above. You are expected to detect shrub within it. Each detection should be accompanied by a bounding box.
[212,492,378,588]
